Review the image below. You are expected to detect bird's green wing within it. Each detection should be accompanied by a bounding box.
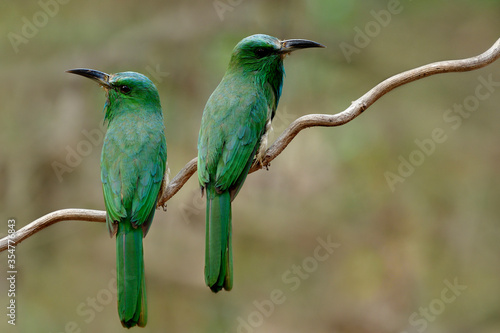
[102,149,127,236]
[215,101,264,194]
[198,87,269,197]
[102,127,166,236]
[130,134,166,234]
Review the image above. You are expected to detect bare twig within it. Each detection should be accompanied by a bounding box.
[0,209,105,251]
[158,157,197,208]
[1,38,499,253]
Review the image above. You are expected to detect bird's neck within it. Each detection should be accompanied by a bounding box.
[227,61,284,110]
[104,98,162,124]
[260,63,284,109]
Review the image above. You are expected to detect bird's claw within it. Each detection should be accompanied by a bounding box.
[255,155,270,170]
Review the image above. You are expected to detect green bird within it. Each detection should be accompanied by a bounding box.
[67,69,167,327]
[197,34,324,292]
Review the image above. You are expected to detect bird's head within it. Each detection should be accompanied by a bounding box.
[228,34,325,74]
[66,69,161,121]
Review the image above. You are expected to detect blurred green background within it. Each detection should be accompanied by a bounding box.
[1,0,500,332]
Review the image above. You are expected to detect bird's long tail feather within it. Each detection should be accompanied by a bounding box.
[116,221,147,328]
[205,187,233,292]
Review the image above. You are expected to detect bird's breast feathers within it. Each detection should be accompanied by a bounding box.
[101,117,166,225]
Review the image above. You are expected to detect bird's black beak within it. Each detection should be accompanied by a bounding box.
[66,68,112,88]
[279,39,325,53]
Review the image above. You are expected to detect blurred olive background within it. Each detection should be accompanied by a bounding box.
[1,0,500,332]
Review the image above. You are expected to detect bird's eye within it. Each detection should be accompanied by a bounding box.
[119,85,131,94]
[254,48,270,58]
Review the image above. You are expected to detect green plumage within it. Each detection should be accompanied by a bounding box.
[198,34,324,292]
[205,185,232,291]
[67,69,166,327]
[116,221,146,327]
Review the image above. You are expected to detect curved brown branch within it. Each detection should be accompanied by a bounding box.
[157,157,198,207]
[1,37,499,253]
[0,209,105,251]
